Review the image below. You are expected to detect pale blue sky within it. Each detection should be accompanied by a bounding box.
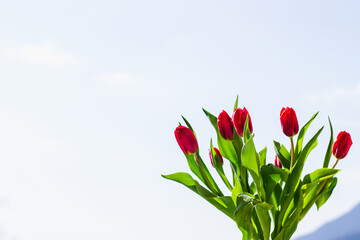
[0,1,359,239]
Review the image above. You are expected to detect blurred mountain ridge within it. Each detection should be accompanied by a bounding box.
[296,203,360,240]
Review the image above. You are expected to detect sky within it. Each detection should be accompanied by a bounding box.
[0,1,359,239]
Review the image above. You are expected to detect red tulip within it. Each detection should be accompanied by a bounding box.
[174,125,199,154]
[209,147,224,167]
[217,110,234,140]
[280,107,299,137]
[274,155,282,168]
[232,107,253,137]
[332,131,353,159]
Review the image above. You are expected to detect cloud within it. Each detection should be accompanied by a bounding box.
[3,42,85,66]
[303,83,360,102]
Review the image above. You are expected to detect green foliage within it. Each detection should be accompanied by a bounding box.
[162,173,235,219]
[163,105,345,240]
[273,141,291,169]
[323,117,334,168]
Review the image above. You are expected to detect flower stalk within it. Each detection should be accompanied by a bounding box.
[290,136,295,169]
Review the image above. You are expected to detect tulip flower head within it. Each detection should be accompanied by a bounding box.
[174,125,199,154]
[232,107,253,137]
[280,107,299,137]
[209,147,224,167]
[333,131,353,159]
[218,110,234,140]
[274,155,282,168]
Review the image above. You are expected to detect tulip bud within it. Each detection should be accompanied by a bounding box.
[232,107,253,137]
[217,110,234,140]
[332,131,353,159]
[274,155,282,168]
[280,107,299,137]
[174,125,199,154]
[209,147,224,167]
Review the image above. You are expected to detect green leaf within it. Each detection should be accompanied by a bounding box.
[233,131,244,164]
[249,181,257,194]
[261,164,289,183]
[252,210,263,240]
[234,95,239,111]
[283,219,299,240]
[323,117,334,168]
[255,203,272,240]
[242,135,259,176]
[283,185,303,228]
[273,230,284,240]
[263,178,277,203]
[232,173,243,204]
[256,202,273,210]
[218,133,239,167]
[315,177,338,209]
[273,217,299,240]
[241,230,251,240]
[259,147,267,167]
[185,154,205,183]
[261,164,288,203]
[232,130,249,193]
[303,168,340,185]
[301,168,338,201]
[234,193,255,232]
[303,182,320,210]
[242,136,266,200]
[195,153,223,196]
[162,172,236,219]
[290,126,324,175]
[274,184,282,208]
[243,115,251,142]
[306,139,318,159]
[301,177,337,220]
[273,141,291,169]
[271,205,281,239]
[294,112,319,160]
[202,108,218,130]
[278,127,323,230]
[162,172,199,192]
[181,115,196,135]
[274,187,301,240]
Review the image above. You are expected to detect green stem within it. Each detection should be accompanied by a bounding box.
[194,153,223,196]
[318,158,339,196]
[231,164,236,186]
[217,168,233,191]
[290,137,295,169]
[332,158,340,169]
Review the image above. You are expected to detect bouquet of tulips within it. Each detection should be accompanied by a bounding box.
[162,97,353,240]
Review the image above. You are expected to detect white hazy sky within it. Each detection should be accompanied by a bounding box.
[0,1,359,239]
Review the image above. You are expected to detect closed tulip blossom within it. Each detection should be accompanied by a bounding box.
[333,131,353,159]
[209,147,224,167]
[280,107,299,137]
[218,110,234,140]
[280,107,299,169]
[174,125,199,154]
[274,155,282,168]
[232,107,253,137]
